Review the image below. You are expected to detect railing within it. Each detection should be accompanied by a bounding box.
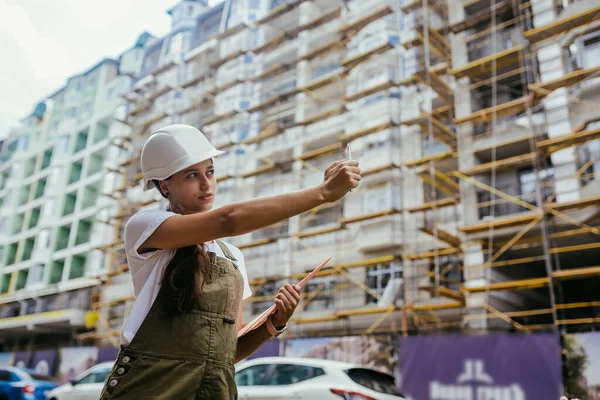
[309,63,341,82]
[466,28,524,63]
[423,138,452,158]
[476,182,554,219]
[345,0,394,22]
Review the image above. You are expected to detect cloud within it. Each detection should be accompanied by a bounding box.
[0,0,221,139]
[0,0,74,81]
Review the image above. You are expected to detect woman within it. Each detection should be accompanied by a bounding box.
[100,124,360,399]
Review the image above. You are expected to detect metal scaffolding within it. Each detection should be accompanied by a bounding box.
[78,0,600,343]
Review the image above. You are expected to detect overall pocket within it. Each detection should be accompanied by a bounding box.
[101,350,208,399]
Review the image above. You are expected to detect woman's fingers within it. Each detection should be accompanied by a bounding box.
[284,283,301,302]
[274,298,286,312]
[276,292,292,312]
[275,284,303,313]
[324,160,344,178]
[280,285,298,306]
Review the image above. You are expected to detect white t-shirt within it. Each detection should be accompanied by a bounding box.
[120,208,252,346]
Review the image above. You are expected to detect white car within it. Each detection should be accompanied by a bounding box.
[235,357,406,400]
[45,362,113,400]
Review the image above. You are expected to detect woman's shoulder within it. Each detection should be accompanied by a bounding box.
[126,208,176,229]
[124,208,178,250]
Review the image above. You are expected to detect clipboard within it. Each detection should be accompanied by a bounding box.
[238,256,332,337]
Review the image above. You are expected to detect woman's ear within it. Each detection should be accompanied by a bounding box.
[158,181,170,197]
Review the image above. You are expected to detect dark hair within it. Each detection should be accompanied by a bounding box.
[151,159,216,312]
[162,243,212,313]
[161,203,212,312]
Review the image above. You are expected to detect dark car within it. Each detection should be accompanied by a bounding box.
[0,367,59,400]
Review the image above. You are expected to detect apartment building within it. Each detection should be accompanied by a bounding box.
[0,34,153,351]
[97,0,600,343]
[1,0,599,350]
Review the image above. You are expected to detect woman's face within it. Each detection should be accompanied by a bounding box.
[160,159,217,214]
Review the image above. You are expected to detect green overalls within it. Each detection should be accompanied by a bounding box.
[100,240,243,399]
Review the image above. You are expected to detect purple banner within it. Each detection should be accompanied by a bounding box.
[400,333,561,400]
[32,350,57,376]
[11,351,31,368]
[98,346,119,363]
[247,340,280,360]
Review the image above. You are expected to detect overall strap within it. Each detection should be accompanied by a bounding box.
[215,240,238,263]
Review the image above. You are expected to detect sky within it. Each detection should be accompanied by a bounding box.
[0,0,219,140]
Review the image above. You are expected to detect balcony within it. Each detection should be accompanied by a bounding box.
[0,289,91,334]
[356,218,403,251]
[524,3,600,43]
[341,0,395,36]
[343,59,399,103]
[242,240,292,282]
[360,143,402,176]
[181,64,210,90]
[529,65,600,98]
[339,183,402,225]
[342,20,399,70]
[215,56,251,88]
[247,86,298,114]
[213,83,252,116]
[298,6,341,33]
[292,231,350,272]
[305,111,347,141]
[401,12,449,62]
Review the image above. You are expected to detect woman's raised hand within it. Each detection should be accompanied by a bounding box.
[319,160,361,203]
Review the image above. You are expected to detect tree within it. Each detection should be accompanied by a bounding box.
[562,334,589,400]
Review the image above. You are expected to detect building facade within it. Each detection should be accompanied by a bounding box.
[0,34,152,350]
[1,0,600,352]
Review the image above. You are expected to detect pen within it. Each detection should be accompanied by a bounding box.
[346,143,352,192]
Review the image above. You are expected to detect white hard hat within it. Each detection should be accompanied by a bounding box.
[140,124,224,191]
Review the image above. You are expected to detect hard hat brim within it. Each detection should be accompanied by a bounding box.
[143,148,225,191]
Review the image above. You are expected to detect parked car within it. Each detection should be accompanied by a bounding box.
[0,366,58,400]
[45,362,113,400]
[235,357,405,400]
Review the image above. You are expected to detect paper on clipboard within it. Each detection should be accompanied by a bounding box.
[238,256,332,337]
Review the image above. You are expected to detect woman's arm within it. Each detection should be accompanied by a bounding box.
[141,160,360,250]
[235,284,301,363]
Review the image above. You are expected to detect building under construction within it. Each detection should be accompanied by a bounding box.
[1,0,600,351]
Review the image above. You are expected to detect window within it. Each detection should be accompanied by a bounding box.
[251,282,277,315]
[363,185,392,214]
[303,278,335,311]
[366,262,403,305]
[346,368,401,396]
[265,364,323,385]
[581,29,600,69]
[0,370,12,381]
[18,136,29,151]
[169,32,185,55]
[270,0,285,10]
[519,167,554,204]
[76,368,111,385]
[303,205,340,230]
[235,364,271,386]
[28,264,44,286]
[57,135,70,153]
[187,4,194,16]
